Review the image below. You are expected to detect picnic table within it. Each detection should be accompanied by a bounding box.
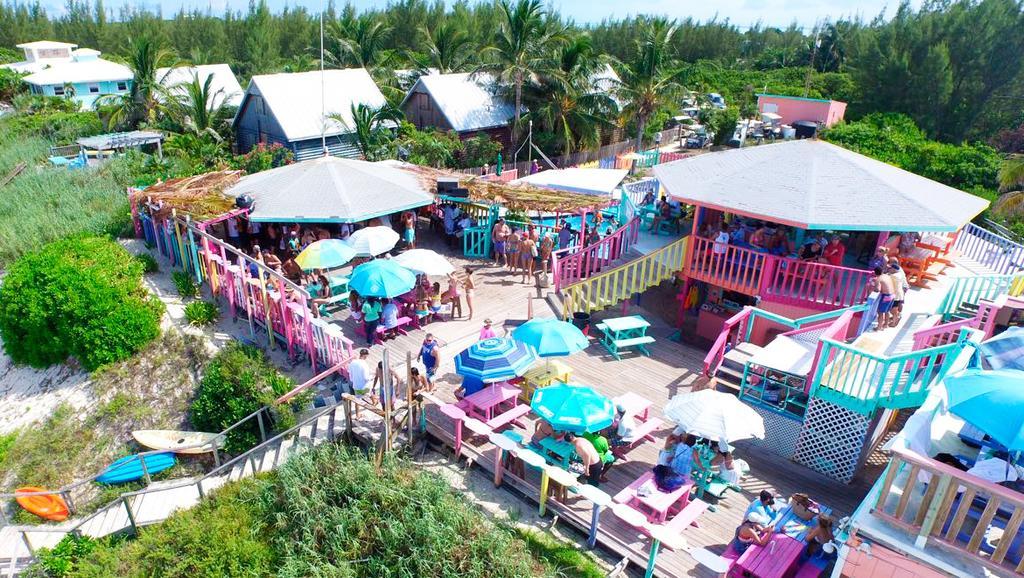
[461,382,521,423]
[595,315,654,360]
[898,245,938,287]
[519,360,572,402]
[613,471,693,523]
[613,391,653,421]
[736,533,804,578]
[536,437,576,469]
[327,274,349,296]
[772,502,833,541]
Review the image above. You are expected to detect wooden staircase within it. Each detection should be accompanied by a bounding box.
[714,342,763,395]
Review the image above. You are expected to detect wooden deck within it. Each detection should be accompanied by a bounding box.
[323,229,881,577]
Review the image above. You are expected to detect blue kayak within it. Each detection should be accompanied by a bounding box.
[96,453,176,484]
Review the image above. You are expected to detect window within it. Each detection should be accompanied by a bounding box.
[88,84,100,94]
[117,81,127,91]
[418,93,431,111]
[52,85,64,96]
[763,103,778,114]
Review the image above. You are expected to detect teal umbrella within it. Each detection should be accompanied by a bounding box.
[511,318,588,358]
[531,383,614,434]
[946,368,1024,451]
[349,260,416,298]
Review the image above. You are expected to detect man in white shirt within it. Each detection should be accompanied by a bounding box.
[713,225,730,257]
[225,217,241,247]
[610,404,638,457]
[348,349,371,416]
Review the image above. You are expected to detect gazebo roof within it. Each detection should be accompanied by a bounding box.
[652,139,989,232]
[226,156,433,223]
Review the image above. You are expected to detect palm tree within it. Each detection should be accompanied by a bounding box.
[479,0,567,154]
[615,19,688,151]
[994,157,1024,219]
[328,14,394,70]
[169,72,234,137]
[419,21,474,74]
[329,103,402,161]
[99,38,178,129]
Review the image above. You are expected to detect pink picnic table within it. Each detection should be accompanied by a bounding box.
[613,391,653,422]
[460,382,521,422]
[736,533,804,578]
[613,471,692,524]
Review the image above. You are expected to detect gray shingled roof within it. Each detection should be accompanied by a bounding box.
[403,72,519,132]
[652,139,989,232]
[227,156,432,223]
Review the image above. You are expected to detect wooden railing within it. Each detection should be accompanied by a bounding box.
[936,274,1020,320]
[912,317,978,350]
[685,236,770,295]
[702,307,754,376]
[561,236,688,318]
[552,217,641,291]
[761,257,872,310]
[810,335,971,414]
[873,447,1024,576]
[955,222,1024,275]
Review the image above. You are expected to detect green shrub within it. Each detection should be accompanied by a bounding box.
[4,110,101,142]
[171,271,199,298]
[26,534,98,578]
[0,236,164,371]
[0,68,26,102]
[190,342,294,453]
[0,431,16,466]
[184,300,219,326]
[134,252,159,273]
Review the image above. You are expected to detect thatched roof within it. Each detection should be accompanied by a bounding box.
[404,165,613,213]
[131,171,243,220]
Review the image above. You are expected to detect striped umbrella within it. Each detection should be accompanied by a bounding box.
[455,337,538,383]
[531,383,615,434]
[295,239,356,270]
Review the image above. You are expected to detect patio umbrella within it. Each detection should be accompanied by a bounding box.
[511,317,588,358]
[664,390,765,443]
[945,368,1024,451]
[392,249,455,276]
[294,239,356,270]
[346,226,399,256]
[454,337,538,383]
[348,260,416,298]
[978,327,1024,371]
[531,383,615,434]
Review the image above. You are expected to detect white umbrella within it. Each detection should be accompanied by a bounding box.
[392,249,455,276]
[347,226,399,256]
[664,390,765,443]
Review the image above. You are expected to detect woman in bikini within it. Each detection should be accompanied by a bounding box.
[519,234,537,283]
[505,229,521,274]
[462,267,476,320]
[538,235,554,276]
[446,271,463,319]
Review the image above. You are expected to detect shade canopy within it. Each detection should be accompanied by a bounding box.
[347,226,399,256]
[455,337,538,383]
[664,390,765,443]
[978,327,1024,371]
[531,383,615,434]
[348,260,416,298]
[295,239,356,270]
[511,318,589,358]
[227,156,432,223]
[945,369,1024,451]
[511,168,628,197]
[653,139,989,232]
[392,249,455,276]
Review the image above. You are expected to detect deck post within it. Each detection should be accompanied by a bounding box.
[406,351,414,451]
[644,538,661,578]
[196,478,205,499]
[383,349,393,454]
[61,490,77,515]
[587,503,601,548]
[538,469,551,516]
[256,409,267,442]
[122,496,139,534]
[579,208,588,249]
[493,447,505,487]
[139,456,151,486]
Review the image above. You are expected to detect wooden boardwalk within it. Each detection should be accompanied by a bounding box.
[323,229,881,578]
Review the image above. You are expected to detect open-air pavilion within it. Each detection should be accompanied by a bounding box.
[510,167,629,197]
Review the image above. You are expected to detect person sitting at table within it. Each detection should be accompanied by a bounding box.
[429,282,444,320]
[749,225,769,251]
[733,512,773,555]
[414,283,430,321]
[479,318,497,340]
[800,240,825,262]
[609,404,638,457]
[308,269,332,317]
[659,433,698,480]
[531,419,555,445]
[640,190,656,207]
[746,490,779,521]
[565,433,603,486]
[583,431,615,483]
[649,197,673,232]
[770,227,794,256]
[380,298,400,338]
[454,375,485,400]
[804,513,835,558]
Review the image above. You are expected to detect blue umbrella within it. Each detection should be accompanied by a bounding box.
[531,383,615,434]
[945,368,1024,451]
[349,260,416,298]
[511,318,588,358]
[455,337,538,383]
[979,327,1024,371]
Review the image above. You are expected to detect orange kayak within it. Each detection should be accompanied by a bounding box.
[15,487,70,522]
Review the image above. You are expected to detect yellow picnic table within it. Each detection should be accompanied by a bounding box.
[519,359,572,402]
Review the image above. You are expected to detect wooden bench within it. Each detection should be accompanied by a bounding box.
[655,499,710,550]
[485,404,531,431]
[612,336,655,357]
[793,557,828,578]
[612,417,664,458]
[375,316,413,343]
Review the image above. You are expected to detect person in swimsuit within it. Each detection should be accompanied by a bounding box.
[462,267,476,320]
[871,266,895,330]
[403,211,416,249]
[446,271,463,318]
[414,282,430,321]
[505,229,521,273]
[733,512,773,554]
[429,282,444,319]
[538,235,553,276]
[887,258,909,327]
[492,218,508,266]
[519,235,536,283]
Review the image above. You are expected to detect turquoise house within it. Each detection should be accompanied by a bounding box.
[22,48,133,110]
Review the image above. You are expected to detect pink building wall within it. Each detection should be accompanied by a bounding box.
[757,94,847,127]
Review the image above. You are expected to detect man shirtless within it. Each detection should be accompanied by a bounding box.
[871,266,895,330]
[566,433,602,486]
[491,218,509,267]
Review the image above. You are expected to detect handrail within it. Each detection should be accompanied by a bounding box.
[684,236,769,296]
[956,222,1024,275]
[912,316,977,350]
[762,255,872,309]
[276,360,348,404]
[552,216,641,292]
[702,307,753,376]
[936,274,1019,319]
[561,236,688,318]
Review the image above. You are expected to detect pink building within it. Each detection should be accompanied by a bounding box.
[756,93,847,127]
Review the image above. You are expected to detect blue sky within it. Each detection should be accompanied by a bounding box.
[54,0,919,28]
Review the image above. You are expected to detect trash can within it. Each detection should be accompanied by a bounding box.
[572,311,591,336]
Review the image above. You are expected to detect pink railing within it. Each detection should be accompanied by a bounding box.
[702,307,754,376]
[685,237,770,296]
[658,151,692,164]
[761,257,872,310]
[480,169,519,183]
[552,217,642,292]
[912,317,976,351]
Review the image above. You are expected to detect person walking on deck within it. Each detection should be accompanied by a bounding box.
[492,218,509,267]
[888,258,909,327]
[870,267,895,330]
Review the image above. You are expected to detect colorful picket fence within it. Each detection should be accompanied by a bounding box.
[954,222,1024,275]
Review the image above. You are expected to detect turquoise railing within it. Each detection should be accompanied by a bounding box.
[462,226,490,258]
[809,334,973,414]
[936,274,1020,320]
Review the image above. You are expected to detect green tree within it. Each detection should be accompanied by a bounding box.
[98,37,177,129]
[243,0,279,76]
[418,20,475,73]
[1000,157,1024,191]
[330,103,403,161]
[615,18,688,150]
[328,13,394,69]
[167,72,235,137]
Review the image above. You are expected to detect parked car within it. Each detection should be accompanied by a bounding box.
[707,93,726,109]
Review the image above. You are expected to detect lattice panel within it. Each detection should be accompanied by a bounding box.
[793,397,872,483]
[744,403,804,459]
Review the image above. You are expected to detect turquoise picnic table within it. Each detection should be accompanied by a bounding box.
[771,502,833,541]
[536,437,576,469]
[328,274,350,296]
[595,315,655,360]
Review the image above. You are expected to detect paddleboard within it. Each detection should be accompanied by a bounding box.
[14,487,69,522]
[132,429,222,455]
[96,452,176,484]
